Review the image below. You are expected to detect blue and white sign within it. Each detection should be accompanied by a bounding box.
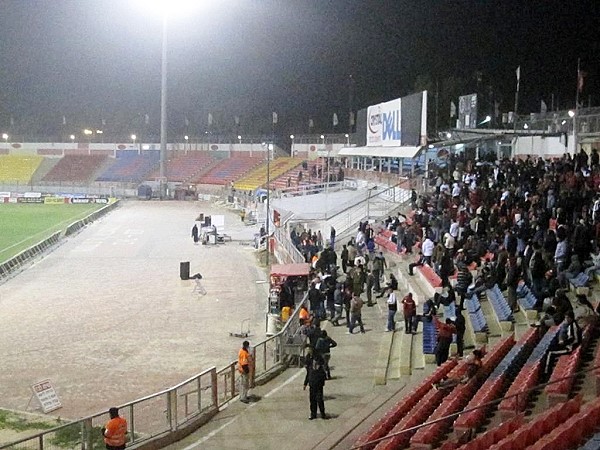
[367,98,401,147]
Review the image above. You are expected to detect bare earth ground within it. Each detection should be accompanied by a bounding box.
[0,200,269,421]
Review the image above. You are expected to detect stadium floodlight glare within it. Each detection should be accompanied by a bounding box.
[2,133,8,141]
[523,123,529,129]
[184,135,189,141]
[290,134,294,139]
[69,134,75,141]
[131,134,137,142]
[83,129,93,135]
[96,130,103,134]
[135,0,208,18]
[568,110,575,118]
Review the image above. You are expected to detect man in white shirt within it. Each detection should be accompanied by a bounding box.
[386,288,398,332]
[408,236,434,276]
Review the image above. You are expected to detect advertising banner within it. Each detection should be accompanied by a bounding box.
[367,98,401,147]
[458,94,478,129]
[44,197,67,205]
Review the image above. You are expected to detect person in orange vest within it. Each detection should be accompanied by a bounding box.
[101,407,127,450]
[299,304,312,325]
[238,340,252,403]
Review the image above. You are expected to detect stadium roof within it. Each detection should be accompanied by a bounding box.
[337,145,422,159]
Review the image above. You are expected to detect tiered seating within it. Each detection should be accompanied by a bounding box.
[465,294,488,333]
[454,328,539,433]
[486,285,513,322]
[545,324,594,403]
[96,151,159,182]
[581,431,600,450]
[410,337,514,449]
[441,416,524,450]
[570,272,590,290]
[0,155,44,182]
[269,159,322,190]
[354,360,458,450]
[516,282,539,310]
[488,396,583,450]
[418,264,443,289]
[233,157,301,191]
[375,229,399,254]
[499,326,560,415]
[42,155,107,182]
[146,151,215,182]
[196,156,263,186]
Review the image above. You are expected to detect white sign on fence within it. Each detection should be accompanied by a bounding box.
[31,379,62,413]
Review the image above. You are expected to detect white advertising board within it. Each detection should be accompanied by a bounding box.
[367,98,401,147]
[31,379,62,413]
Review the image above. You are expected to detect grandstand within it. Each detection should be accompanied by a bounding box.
[268,158,323,190]
[0,155,44,183]
[42,154,108,183]
[146,151,216,183]
[96,150,160,183]
[233,157,302,191]
[194,155,264,186]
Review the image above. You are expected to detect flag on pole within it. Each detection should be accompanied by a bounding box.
[450,101,456,118]
[272,112,278,124]
[234,116,240,126]
[184,117,189,127]
[10,116,14,126]
[349,111,355,126]
[332,113,338,126]
[208,113,213,126]
[308,118,314,129]
[516,66,520,83]
[144,114,150,125]
[540,100,547,114]
[578,69,587,93]
[101,118,106,126]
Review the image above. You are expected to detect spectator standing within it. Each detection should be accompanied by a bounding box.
[401,292,417,334]
[385,287,398,332]
[408,235,434,275]
[454,308,466,357]
[544,311,582,374]
[434,317,456,366]
[191,224,199,244]
[102,407,127,450]
[237,340,252,403]
[340,245,348,273]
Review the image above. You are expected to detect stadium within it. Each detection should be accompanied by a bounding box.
[2,2,600,450]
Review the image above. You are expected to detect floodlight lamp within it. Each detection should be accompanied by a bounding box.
[184,135,189,140]
[320,135,325,139]
[237,135,241,140]
[83,129,93,135]
[2,133,8,140]
[523,124,529,129]
[136,0,208,18]
[268,144,274,151]
[568,110,575,118]
[344,133,349,138]
[561,120,567,125]
[96,130,103,134]
[446,132,452,139]
[69,134,75,140]
[290,134,294,139]
[131,134,137,140]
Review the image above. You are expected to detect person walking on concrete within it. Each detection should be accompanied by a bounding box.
[304,353,328,420]
[402,292,417,334]
[238,340,252,403]
[348,293,365,334]
[191,223,199,244]
[315,330,337,379]
[385,287,398,332]
[102,407,127,450]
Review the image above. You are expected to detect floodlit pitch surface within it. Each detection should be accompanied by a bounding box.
[0,200,269,418]
[0,203,104,263]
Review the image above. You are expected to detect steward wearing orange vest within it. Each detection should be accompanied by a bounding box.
[238,340,252,403]
[102,407,127,450]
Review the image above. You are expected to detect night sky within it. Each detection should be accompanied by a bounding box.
[0,0,598,140]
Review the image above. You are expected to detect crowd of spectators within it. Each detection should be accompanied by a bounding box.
[389,150,600,327]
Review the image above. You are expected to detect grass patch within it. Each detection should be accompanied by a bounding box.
[0,409,56,432]
[0,203,103,263]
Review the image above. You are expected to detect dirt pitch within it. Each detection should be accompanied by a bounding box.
[0,200,269,419]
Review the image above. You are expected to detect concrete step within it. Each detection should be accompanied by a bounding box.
[388,330,403,379]
[411,330,425,371]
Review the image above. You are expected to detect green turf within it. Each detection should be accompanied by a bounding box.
[0,203,104,263]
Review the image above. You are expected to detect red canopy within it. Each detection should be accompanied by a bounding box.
[270,263,311,277]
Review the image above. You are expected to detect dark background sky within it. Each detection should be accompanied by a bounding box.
[0,0,598,140]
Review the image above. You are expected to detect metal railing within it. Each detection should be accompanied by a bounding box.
[1,293,309,450]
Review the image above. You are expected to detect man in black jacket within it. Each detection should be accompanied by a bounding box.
[304,353,328,420]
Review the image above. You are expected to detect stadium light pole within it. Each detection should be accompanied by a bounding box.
[2,133,8,148]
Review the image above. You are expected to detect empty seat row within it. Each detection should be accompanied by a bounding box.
[354,360,458,450]
[486,285,513,322]
[516,282,539,310]
[465,294,488,333]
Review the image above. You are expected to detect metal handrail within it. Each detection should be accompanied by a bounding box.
[351,362,600,449]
